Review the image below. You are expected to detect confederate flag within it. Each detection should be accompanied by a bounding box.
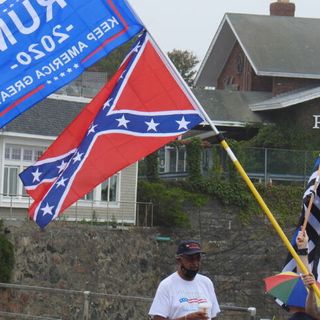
[19,31,204,228]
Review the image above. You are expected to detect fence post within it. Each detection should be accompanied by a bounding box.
[136,202,139,226]
[264,148,268,186]
[304,150,307,189]
[75,200,78,223]
[83,290,90,320]
[151,203,154,227]
[248,307,256,320]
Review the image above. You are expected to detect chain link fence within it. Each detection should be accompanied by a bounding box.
[155,145,319,186]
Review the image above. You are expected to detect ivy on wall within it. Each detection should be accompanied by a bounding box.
[185,137,202,182]
[137,120,316,227]
[137,177,304,227]
[145,152,160,183]
[137,180,207,227]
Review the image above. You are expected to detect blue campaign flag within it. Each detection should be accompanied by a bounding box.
[0,0,143,127]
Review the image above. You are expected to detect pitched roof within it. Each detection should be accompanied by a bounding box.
[2,87,271,139]
[192,88,271,126]
[4,95,89,137]
[250,85,320,111]
[195,13,320,87]
[3,71,106,137]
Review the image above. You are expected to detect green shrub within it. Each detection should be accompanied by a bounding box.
[183,178,304,225]
[186,137,202,182]
[0,221,14,282]
[145,152,160,182]
[137,181,207,227]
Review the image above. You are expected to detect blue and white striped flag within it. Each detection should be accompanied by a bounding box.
[283,156,320,280]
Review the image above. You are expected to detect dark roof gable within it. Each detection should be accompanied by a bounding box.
[195,13,320,87]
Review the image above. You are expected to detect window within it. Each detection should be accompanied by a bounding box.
[177,148,186,172]
[101,175,118,202]
[3,166,18,196]
[21,167,28,196]
[83,191,93,201]
[158,149,165,173]
[4,144,46,197]
[11,147,21,160]
[4,147,10,160]
[5,144,45,162]
[23,149,33,161]
[168,148,177,172]
[3,143,119,202]
[34,148,44,161]
[236,54,244,73]
[160,146,186,173]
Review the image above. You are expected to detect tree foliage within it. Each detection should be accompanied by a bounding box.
[145,152,160,183]
[167,49,199,86]
[87,38,136,77]
[137,181,207,227]
[242,122,320,151]
[0,220,14,282]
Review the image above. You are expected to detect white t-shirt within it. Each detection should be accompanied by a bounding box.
[149,272,220,319]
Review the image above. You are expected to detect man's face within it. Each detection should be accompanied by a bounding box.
[178,253,201,280]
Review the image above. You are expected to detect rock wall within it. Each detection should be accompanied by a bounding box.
[0,200,295,320]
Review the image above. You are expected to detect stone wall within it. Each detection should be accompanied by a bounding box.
[0,200,295,320]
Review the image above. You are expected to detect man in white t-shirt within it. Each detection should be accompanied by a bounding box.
[149,240,220,320]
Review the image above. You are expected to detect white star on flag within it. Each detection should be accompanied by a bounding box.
[88,124,98,135]
[120,70,127,79]
[56,177,68,188]
[145,118,159,131]
[72,152,83,163]
[176,116,191,130]
[132,42,141,53]
[41,203,54,216]
[32,168,42,182]
[57,160,67,173]
[103,98,113,110]
[116,115,130,128]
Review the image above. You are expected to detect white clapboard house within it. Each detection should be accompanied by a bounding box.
[0,73,138,225]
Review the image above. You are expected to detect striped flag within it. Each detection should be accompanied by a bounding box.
[283,156,320,281]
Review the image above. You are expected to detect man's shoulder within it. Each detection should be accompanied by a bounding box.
[196,273,214,284]
[159,272,178,285]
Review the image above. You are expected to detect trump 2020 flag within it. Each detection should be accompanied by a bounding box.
[19,31,204,228]
[282,157,320,282]
[0,0,143,128]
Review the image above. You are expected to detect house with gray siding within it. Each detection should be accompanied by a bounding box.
[0,77,138,225]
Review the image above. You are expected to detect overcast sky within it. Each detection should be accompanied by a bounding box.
[128,0,320,63]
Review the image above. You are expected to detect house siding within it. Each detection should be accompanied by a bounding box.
[272,77,320,95]
[217,43,272,92]
[0,132,139,225]
[216,42,320,97]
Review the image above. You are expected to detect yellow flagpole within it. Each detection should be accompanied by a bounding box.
[143,28,320,299]
[219,138,320,298]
